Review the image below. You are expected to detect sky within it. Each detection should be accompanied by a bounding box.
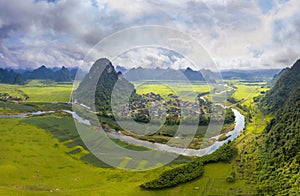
[0,0,299,70]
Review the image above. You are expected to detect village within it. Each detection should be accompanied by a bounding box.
[112,92,222,126]
[0,92,26,103]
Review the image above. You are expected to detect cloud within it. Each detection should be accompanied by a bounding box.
[0,0,299,69]
[113,47,194,70]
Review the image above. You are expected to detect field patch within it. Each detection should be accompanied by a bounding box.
[134,82,212,101]
[0,81,73,103]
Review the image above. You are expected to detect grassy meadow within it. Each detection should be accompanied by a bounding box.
[0,80,73,103]
[0,116,252,195]
[230,81,269,106]
[0,80,260,195]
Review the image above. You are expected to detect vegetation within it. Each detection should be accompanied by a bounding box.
[251,60,300,195]
[230,60,300,195]
[75,58,138,112]
[232,83,269,107]
[1,57,298,195]
[134,82,211,101]
[140,160,204,189]
[224,108,235,124]
[0,80,73,104]
[0,118,176,195]
[198,143,238,164]
[141,143,237,189]
[0,80,255,195]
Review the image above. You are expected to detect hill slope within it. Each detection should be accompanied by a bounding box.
[252,59,300,194]
[74,58,136,112]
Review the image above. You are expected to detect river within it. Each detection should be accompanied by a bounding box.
[107,108,244,156]
[0,106,245,157]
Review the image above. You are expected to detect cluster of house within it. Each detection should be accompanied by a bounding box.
[0,92,24,103]
[113,92,212,121]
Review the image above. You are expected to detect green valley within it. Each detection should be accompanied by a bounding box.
[0,59,299,195]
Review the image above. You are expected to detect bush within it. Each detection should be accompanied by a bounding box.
[140,160,204,189]
[199,143,238,164]
[140,143,238,190]
[226,176,235,182]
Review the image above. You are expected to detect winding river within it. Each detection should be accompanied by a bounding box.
[107,108,244,156]
[0,105,245,157]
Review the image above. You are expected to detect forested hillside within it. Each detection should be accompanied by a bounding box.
[75,58,137,112]
[251,59,300,194]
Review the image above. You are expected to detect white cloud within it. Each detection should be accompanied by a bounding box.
[113,47,195,70]
[0,0,299,69]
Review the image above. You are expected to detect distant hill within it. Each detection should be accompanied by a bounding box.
[55,66,71,82]
[74,58,136,112]
[124,67,206,81]
[0,68,25,84]
[220,69,281,80]
[260,60,300,113]
[27,65,56,80]
[7,65,281,83]
[199,69,219,83]
[181,67,204,81]
[267,67,290,87]
[25,65,74,82]
[123,67,280,82]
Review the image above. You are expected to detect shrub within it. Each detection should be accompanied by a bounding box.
[140,160,204,189]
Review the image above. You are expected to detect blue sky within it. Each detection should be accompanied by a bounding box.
[257,0,276,14]
[0,0,299,70]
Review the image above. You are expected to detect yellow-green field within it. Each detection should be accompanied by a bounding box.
[134,82,212,101]
[0,80,261,195]
[0,81,73,103]
[231,82,269,106]
[0,117,252,195]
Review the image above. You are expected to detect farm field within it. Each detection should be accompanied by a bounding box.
[0,116,252,195]
[0,80,256,195]
[134,82,212,101]
[0,81,73,103]
[230,81,269,106]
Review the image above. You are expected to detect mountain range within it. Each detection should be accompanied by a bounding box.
[0,63,284,85]
[24,65,77,82]
[0,68,25,84]
[122,66,209,82]
[0,66,78,84]
[116,66,281,82]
